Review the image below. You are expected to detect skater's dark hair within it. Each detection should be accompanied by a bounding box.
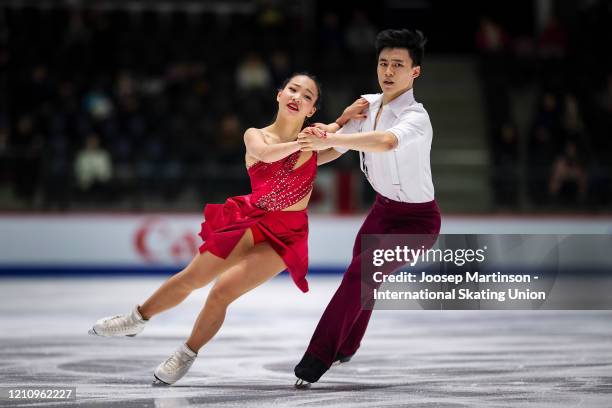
[280,72,323,110]
[375,28,427,67]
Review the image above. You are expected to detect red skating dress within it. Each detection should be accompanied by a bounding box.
[198,151,317,293]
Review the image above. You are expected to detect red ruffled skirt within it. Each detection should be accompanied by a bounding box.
[198,195,310,292]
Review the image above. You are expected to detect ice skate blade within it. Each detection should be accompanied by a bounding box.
[152,375,171,387]
[88,328,137,338]
[294,378,311,389]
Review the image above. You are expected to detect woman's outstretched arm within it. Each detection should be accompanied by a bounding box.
[244,128,300,163]
[316,148,343,165]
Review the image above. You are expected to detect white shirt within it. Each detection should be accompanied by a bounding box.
[336,88,435,203]
[74,149,112,189]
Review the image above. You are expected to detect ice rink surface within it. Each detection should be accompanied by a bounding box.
[1,276,611,407]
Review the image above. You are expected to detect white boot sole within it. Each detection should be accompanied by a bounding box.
[88,327,138,337]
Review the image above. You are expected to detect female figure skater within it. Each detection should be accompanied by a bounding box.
[89,73,362,386]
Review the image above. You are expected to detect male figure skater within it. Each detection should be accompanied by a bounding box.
[295,28,441,386]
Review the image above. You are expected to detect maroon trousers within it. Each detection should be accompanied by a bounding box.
[306,194,441,366]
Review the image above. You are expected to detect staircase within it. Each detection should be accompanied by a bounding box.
[416,56,491,213]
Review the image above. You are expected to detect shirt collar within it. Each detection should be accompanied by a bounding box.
[361,88,415,117]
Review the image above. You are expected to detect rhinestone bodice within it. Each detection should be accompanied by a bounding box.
[247,151,317,211]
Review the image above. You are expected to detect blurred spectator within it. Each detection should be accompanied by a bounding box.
[210,113,249,198]
[344,10,376,75]
[236,53,272,93]
[74,134,112,199]
[269,50,292,89]
[320,12,344,49]
[318,12,346,74]
[345,10,376,55]
[526,91,563,205]
[527,125,556,205]
[538,16,567,59]
[12,115,43,203]
[476,16,509,55]
[549,141,588,204]
[115,70,137,101]
[476,16,512,138]
[0,125,9,183]
[257,1,284,27]
[491,123,520,207]
[533,91,562,141]
[41,130,72,211]
[595,72,612,115]
[83,83,114,121]
[28,65,53,113]
[63,10,91,48]
[215,113,244,165]
[512,34,537,86]
[594,72,612,174]
[560,94,589,153]
[235,53,274,127]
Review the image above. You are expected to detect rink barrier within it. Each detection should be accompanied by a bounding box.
[1,214,611,276]
[0,266,345,276]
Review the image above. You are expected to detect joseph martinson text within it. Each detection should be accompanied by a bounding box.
[372,272,547,302]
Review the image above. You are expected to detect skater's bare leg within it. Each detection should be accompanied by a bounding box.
[139,230,255,320]
[185,242,286,352]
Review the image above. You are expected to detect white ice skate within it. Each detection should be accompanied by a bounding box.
[153,343,197,386]
[88,306,147,337]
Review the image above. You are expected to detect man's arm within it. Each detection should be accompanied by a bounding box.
[298,130,398,153]
[299,110,429,153]
[327,131,398,152]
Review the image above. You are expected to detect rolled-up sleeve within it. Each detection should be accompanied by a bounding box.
[387,110,429,150]
[333,118,361,153]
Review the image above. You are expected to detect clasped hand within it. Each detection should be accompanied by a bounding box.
[298,97,369,152]
[297,126,329,152]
